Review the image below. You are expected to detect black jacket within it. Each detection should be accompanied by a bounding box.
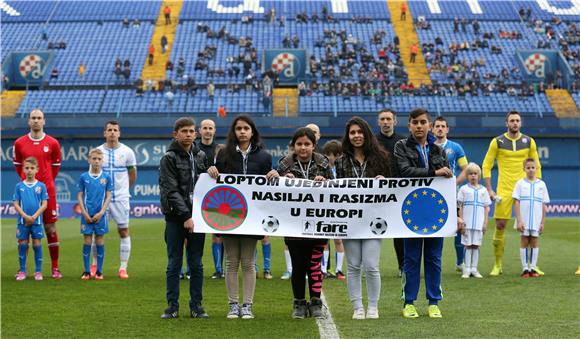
[394,133,449,178]
[159,140,208,223]
[215,144,272,175]
[376,131,406,177]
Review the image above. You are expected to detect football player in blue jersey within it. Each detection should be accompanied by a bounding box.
[77,148,113,280]
[13,157,48,281]
[432,116,469,271]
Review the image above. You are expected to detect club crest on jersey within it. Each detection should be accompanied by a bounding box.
[522,138,528,144]
[43,146,49,152]
[100,178,107,185]
[35,186,42,194]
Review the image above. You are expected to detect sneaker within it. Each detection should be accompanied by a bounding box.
[34,272,43,281]
[16,271,26,281]
[324,271,336,279]
[264,270,273,280]
[220,272,225,278]
[576,266,580,275]
[190,304,209,318]
[240,303,254,319]
[535,266,545,276]
[51,268,63,279]
[95,272,104,280]
[471,270,483,278]
[309,297,325,319]
[521,270,530,278]
[336,271,346,281]
[529,269,540,278]
[211,271,223,279]
[227,303,241,319]
[428,305,442,318]
[179,272,185,280]
[366,307,379,319]
[489,265,502,276]
[397,269,403,278]
[461,269,470,279]
[292,299,308,319]
[161,307,179,319]
[81,272,91,280]
[90,264,97,278]
[118,269,129,279]
[402,304,419,319]
[185,272,191,280]
[456,263,464,272]
[281,271,292,280]
[352,307,365,320]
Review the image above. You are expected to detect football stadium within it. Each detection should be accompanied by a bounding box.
[1,0,579,338]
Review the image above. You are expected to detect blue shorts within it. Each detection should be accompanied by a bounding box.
[16,224,44,240]
[81,218,109,236]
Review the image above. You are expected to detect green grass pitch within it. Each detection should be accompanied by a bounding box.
[2,218,579,338]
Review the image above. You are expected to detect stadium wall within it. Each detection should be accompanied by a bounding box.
[1,136,578,219]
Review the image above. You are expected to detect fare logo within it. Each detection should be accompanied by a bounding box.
[302,220,348,237]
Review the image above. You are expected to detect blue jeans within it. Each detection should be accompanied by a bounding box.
[165,221,205,310]
[402,237,443,305]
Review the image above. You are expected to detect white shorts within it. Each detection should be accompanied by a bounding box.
[108,200,130,228]
[461,229,483,246]
[521,229,539,237]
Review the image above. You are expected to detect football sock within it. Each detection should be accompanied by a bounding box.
[33,245,43,273]
[83,244,91,273]
[335,251,344,272]
[212,242,222,272]
[322,250,329,273]
[18,243,29,272]
[472,248,480,271]
[464,248,472,272]
[47,231,60,269]
[91,237,97,266]
[262,242,271,271]
[520,248,528,271]
[455,235,464,266]
[284,249,292,273]
[530,247,539,270]
[96,244,105,273]
[120,236,131,270]
[492,228,505,267]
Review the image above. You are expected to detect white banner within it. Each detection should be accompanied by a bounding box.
[192,174,457,239]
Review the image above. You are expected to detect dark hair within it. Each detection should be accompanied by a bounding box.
[173,117,195,131]
[104,120,120,130]
[322,140,342,156]
[378,108,396,117]
[341,116,391,177]
[505,110,521,121]
[433,116,448,127]
[523,157,536,166]
[221,115,264,172]
[290,128,316,147]
[409,108,431,122]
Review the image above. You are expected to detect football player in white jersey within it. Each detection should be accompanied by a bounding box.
[457,163,491,278]
[96,120,137,279]
[513,158,549,278]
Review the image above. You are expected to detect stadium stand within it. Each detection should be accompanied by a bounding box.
[1,0,578,117]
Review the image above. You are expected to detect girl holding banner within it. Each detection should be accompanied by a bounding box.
[277,128,333,319]
[335,117,391,320]
[208,116,279,319]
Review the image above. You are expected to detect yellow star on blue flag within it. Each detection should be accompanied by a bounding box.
[401,188,448,235]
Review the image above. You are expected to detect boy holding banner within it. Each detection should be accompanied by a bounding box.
[394,108,453,319]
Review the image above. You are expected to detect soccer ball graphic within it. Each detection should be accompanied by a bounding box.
[369,218,388,235]
[262,216,280,233]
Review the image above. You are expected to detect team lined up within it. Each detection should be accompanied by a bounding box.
[12,108,547,321]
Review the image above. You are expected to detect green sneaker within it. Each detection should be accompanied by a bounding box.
[402,304,419,319]
[428,305,442,318]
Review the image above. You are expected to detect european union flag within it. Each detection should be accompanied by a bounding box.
[401,188,448,235]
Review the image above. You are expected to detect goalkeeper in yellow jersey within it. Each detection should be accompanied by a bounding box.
[482,111,542,276]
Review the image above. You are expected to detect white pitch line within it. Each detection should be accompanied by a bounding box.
[317,292,340,339]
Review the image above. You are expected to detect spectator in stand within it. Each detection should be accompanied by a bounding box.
[207,81,215,100]
[161,35,168,53]
[148,44,155,66]
[164,5,171,25]
[79,62,86,78]
[400,2,407,21]
[50,68,59,79]
[410,43,418,63]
